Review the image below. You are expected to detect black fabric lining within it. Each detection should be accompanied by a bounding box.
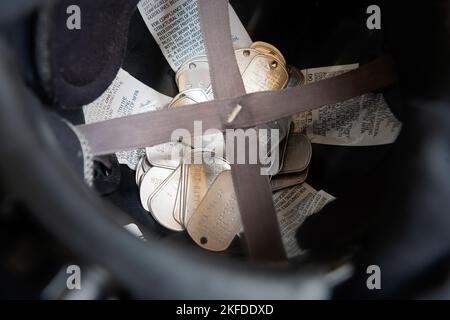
[41,0,140,109]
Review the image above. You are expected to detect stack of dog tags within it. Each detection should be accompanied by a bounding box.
[270,132,312,192]
[136,42,313,252]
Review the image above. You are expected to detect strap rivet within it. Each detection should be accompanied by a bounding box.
[227,104,243,124]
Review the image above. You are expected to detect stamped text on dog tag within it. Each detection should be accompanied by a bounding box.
[241,55,288,93]
[187,170,241,252]
[183,152,230,225]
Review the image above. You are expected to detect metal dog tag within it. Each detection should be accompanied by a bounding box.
[147,89,208,171]
[142,157,152,172]
[278,127,291,172]
[251,41,287,66]
[258,118,291,176]
[260,65,302,174]
[241,54,289,93]
[176,57,211,95]
[139,167,174,212]
[169,88,209,108]
[258,68,303,176]
[287,65,305,87]
[170,89,224,154]
[149,166,184,231]
[187,170,241,252]
[135,157,146,186]
[238,46,291,175]
[146,142,189,170]
[270,168,309,192]
[279,133,312,174]
[136,157,152,187]
[183,152,231,226]
[172,167,184,225]
[235,48,261,74]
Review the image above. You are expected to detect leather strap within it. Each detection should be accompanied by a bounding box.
[198,0,246,100]
[198,0,285,261]
[77,56,397,155]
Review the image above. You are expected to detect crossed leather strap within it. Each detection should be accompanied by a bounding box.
[77,0,397,262]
